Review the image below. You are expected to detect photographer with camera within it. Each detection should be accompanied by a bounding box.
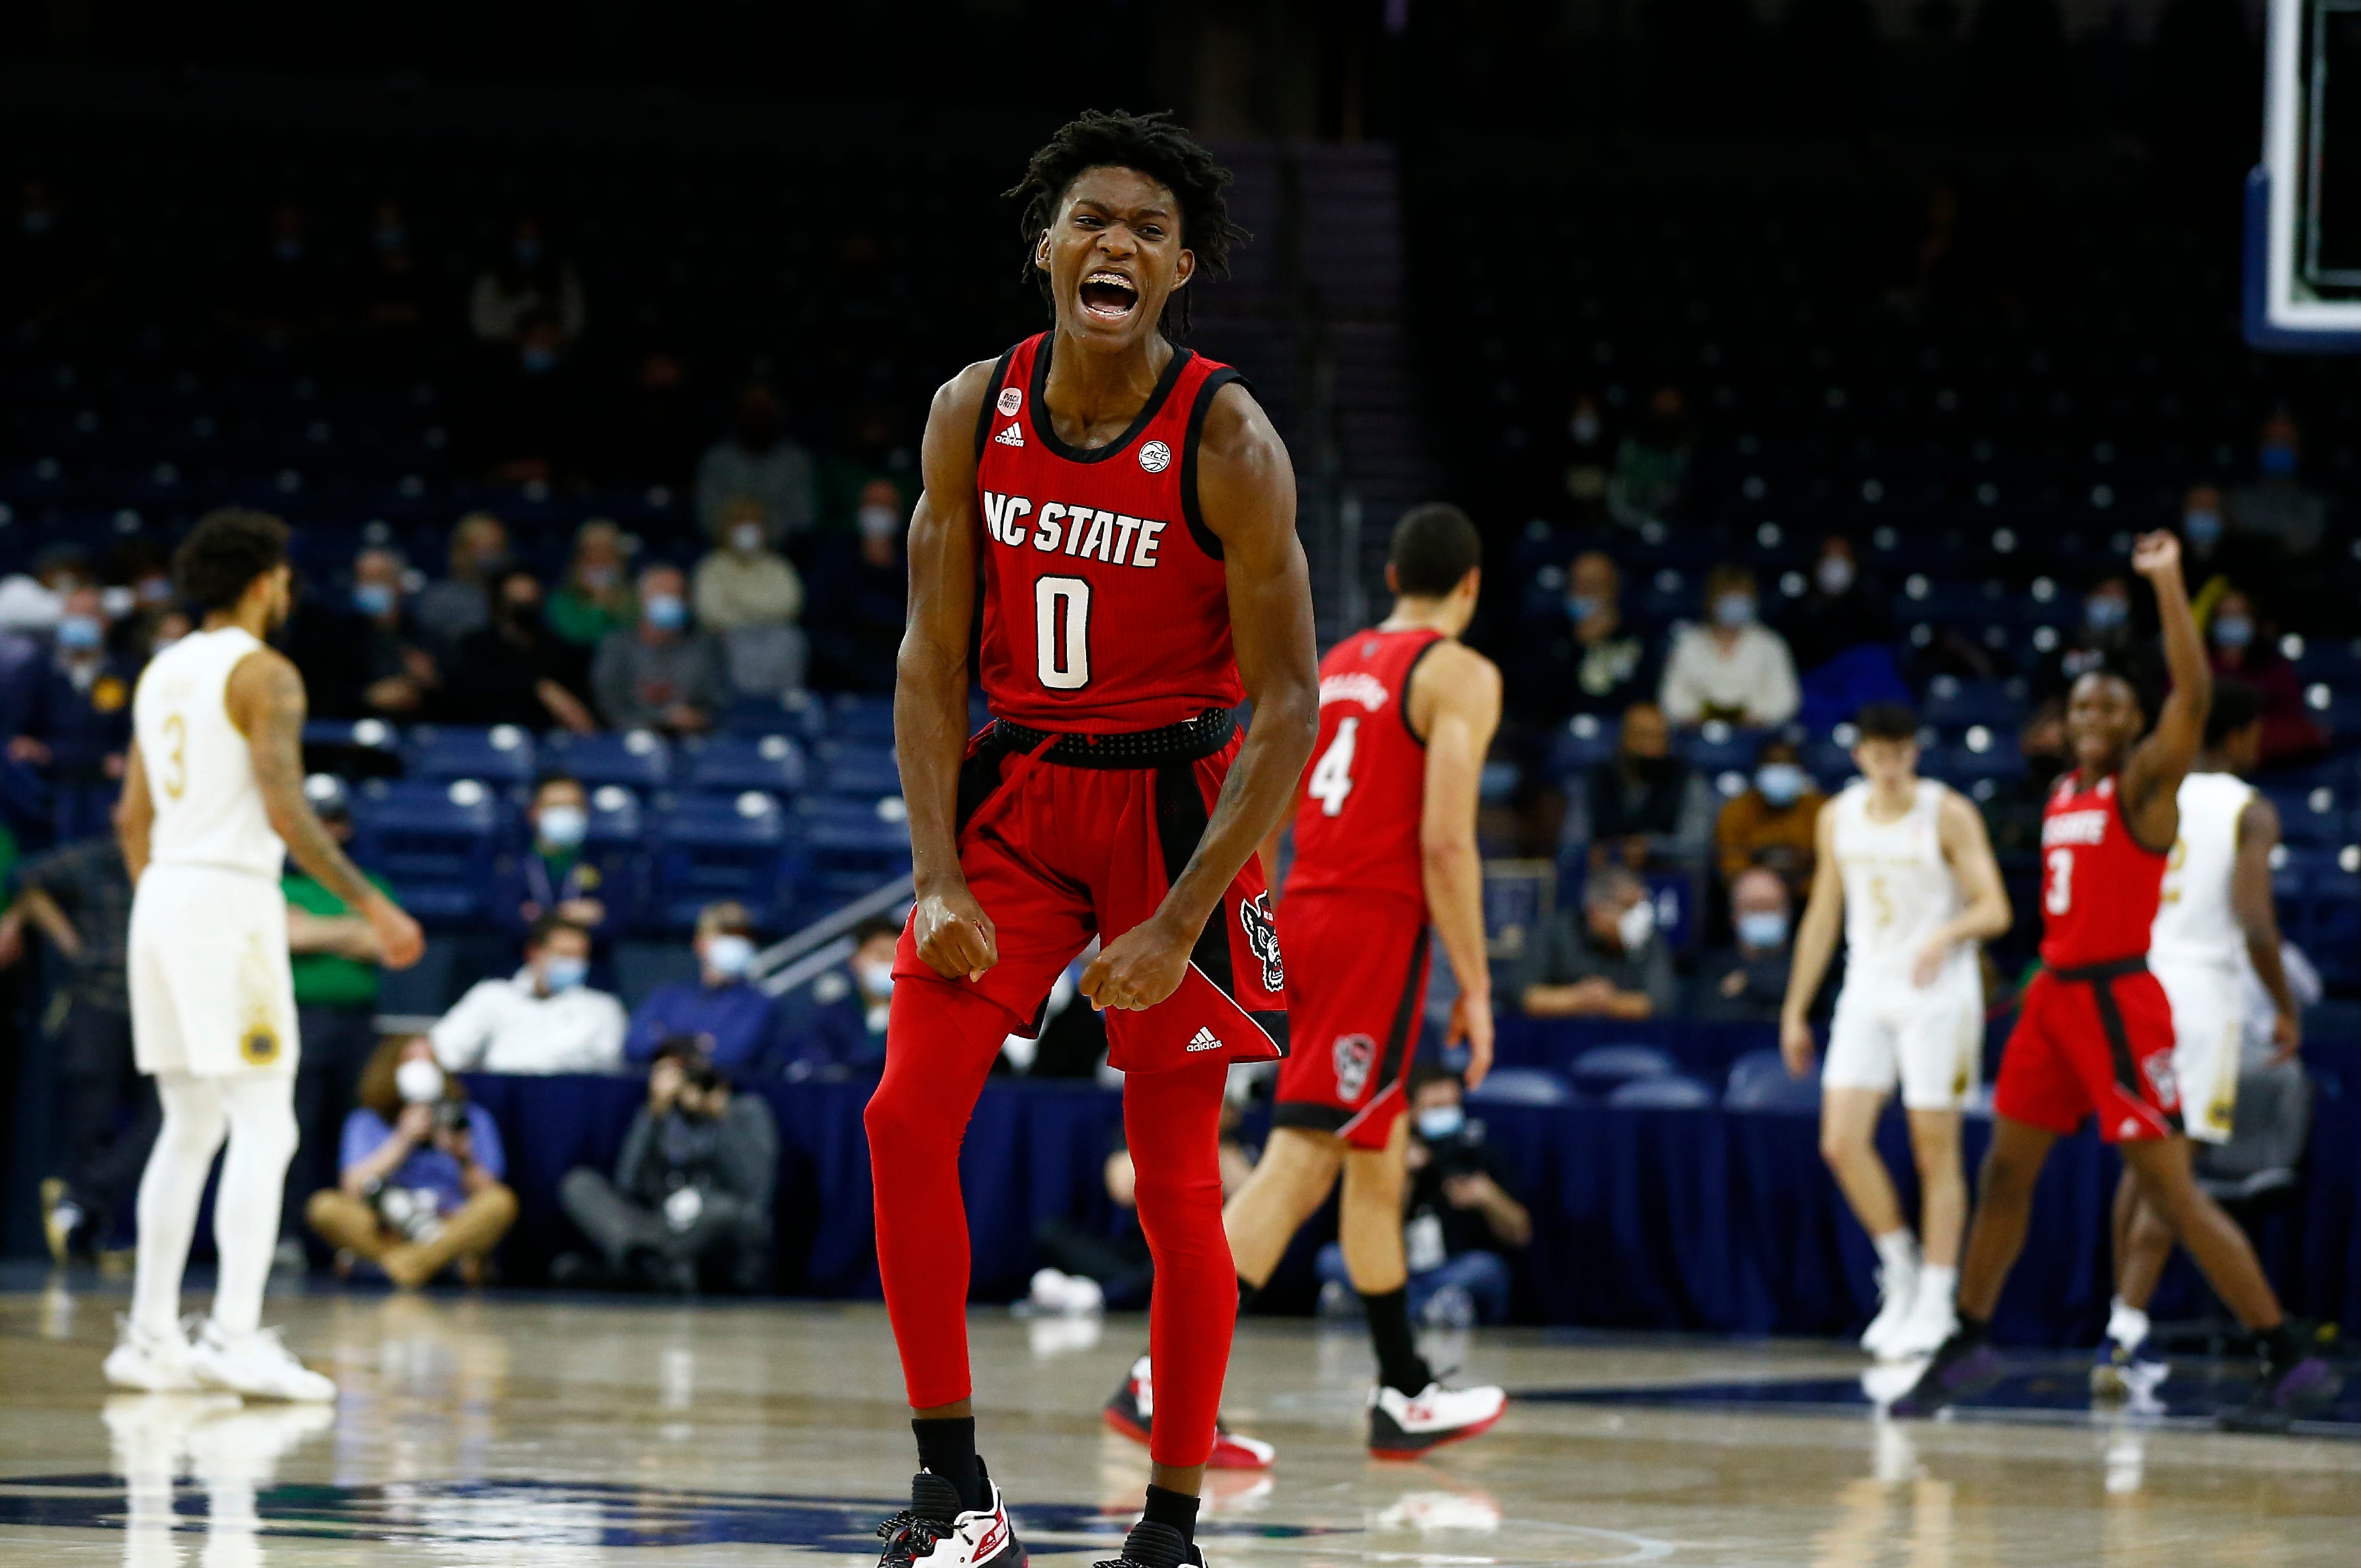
[1316,1063,1529,1328]
[555,1037,778,1293]
[304,1035,517,1288]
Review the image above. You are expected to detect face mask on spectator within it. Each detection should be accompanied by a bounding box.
[514,236,542,266]
[644,593,687,632]
[2211,614,2253,650]
[1566,592,1599,624]
[56,614,102,652]
[102,585,136,618]
[2084,595,2127,632]
[520,344,557,375]
[1756,761,1808,807]
[375,224,406,252]
[395,1057,445,1105]
[858,504,900,541]
[137,574,174,607]
[540,954,588,993]
[857,957,896,997]
[1737,910,1790,950]
[1616,897,1657,951]
[580,565,616,592]
[2184,509,2224,548]
[705,934,755,979]
[1570,409,1602,445]
[2259,441,2297,479]
[729,521,764,555]
[1415,1104,1466,1142]
[354,582,396,618]
[1815,555,1855,595]
[537,804,588,849]
[1713,592,1754,629]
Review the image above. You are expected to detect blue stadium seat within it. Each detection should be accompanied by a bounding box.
[1569,1043,1676,1096]
[2274,787,2349,848]
[798,795,915,902]
[349,778,506,925]
[1675,723,1769,775]
[681,733,810,797]
[1607,1074,1714,1109]
[579,784,653,931]
[541,729,673,793]
[816,740,900,798]
[406,724,537,787]
[1923,733,2024,786]
[1546,713,1619,777]
[815,692,897,744]
[1724,1047,1821,1111]
[651,792,796,932]
[1922,675,2027,731]
[1466,1066,1577,1106]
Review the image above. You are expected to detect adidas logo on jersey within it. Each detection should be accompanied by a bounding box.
[994,421,1024,447]
[1186,1027,1222,1053]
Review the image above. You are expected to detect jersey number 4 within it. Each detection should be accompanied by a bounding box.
[1308,717,1360,816]
[1035,575,1091,690]
[2044,845,2074,915]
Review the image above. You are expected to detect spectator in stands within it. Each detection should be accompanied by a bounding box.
[593,563,724,734]
[223,202,331,343]
[469,215,585,346]
[1987,696,2068,856]
[414,513,510,656]
[605,346,702,487]
[555,1039,779,1293]
[353,197,432,372]
[5,176,101,327]
[1607,384,1691,529]
[792,917,900,1078]
[445,568,595,732]
[805,480,908,694]
[1,834,147,1264]
[305,1035,517,1287]
[281,786,397,1260]
[547,520,637,649]
[492,773,613,939]
[1716,735,1826,895]
[5,584,134,834]
[1522,550,1651,722]
[474,312,590,483]
[296,546,437,720]
[624,901,778,1072]
[1318,1066,1528,1328]
[1519,865,1674,1019]
[2040,573,2141,698]
[2231,407,2326,558]
[1563,393,1610,520]
[1781,534,1894,675]
[696,384,818,547]
[2205,588,2328,768]
[1693,868,1794,1023]
[1661,564,1800,727]
[694,498,808,698]
[1030,1096,1258,1314]
[2179,482,2278,599]
[1565,700,1712,871]
[428,914,626,1074]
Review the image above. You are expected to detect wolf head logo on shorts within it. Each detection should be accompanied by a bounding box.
[1333,1033,1376,1102]
[2143,1054,2180,1112]
[1238,891,1284,992]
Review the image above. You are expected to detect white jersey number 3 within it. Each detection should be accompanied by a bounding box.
[1035,575,1091,690]
[1308,717,1360,816]
[2044,845,2074,915]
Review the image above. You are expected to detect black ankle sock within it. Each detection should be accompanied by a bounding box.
[1362,1286,1432,1395]
[910,1417,984,1514]
[1956,1313,1990,1345]
[2257,1322,2303,1368]
[1236,1276,1260,1316]
[1142,1483,1200,1546]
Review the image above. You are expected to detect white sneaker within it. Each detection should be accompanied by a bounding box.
[1368,1381,1506,1458]
[188,1321,336,1402]
[1886,1279,1958,1360]
[874,1468,1024,1566]
[104,1317,203,1393]
[1860,1264,1920,1360]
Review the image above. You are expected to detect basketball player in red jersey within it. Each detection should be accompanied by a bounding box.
[1895,533,2333,1431]
[1103,504,1508,1465]
[866,111,1318,1568]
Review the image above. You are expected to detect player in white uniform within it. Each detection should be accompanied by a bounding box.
[1781,703,2012,1359]
[2093,678,2299,1394]
[106,509,423,1399]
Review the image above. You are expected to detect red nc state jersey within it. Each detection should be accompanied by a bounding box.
[2038,770,2168,969]
[971,332,1246,731]
[1285,626,1448,909]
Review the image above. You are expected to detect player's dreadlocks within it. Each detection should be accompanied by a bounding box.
[1006,108,1249,338]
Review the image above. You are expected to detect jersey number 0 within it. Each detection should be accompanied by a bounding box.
[1035,575,1091,690]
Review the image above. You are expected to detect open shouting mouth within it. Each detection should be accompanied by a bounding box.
[1079,268,1140,324]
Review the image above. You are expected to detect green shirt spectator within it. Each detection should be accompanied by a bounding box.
[285,870,397,1009]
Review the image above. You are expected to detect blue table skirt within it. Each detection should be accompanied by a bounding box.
[463,1047,2361,1350]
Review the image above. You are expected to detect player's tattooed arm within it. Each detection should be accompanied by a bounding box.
[113,740,154,881]
[899,360,999,981]
[231,649,424,969]
[1083,381,1317,1012]
[2123,529,2210,834]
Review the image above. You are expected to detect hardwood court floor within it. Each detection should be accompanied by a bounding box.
[1,1277,2357,1565]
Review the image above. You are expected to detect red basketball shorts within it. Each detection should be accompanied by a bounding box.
[1271,889,1432,1150]
[890,724,1286,1071]
[1992,959,2183,1143]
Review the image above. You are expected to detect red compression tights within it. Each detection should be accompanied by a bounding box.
[866,974,1236,1468]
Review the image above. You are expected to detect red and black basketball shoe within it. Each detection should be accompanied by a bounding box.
[874,1465,1026,1567]
[1102,1356,1276,1470]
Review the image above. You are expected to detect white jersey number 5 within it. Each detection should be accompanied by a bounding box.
[1308,717,1360,816]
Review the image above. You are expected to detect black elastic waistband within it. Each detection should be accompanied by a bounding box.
[988,708,1236,769]
[2052,955,2149,984]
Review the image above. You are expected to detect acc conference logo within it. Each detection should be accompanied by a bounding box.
[0,1476,1348,1552]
